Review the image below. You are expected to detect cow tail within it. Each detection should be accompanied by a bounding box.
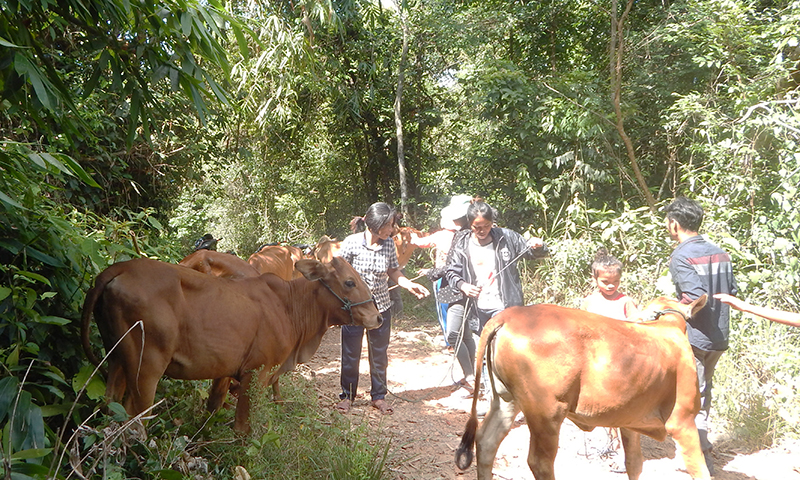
[80,269,119,367]
[454,316,506,471]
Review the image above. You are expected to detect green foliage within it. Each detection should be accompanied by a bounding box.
[0,0,243,145]
[716,318,800,445]
[524,197,673,308]
[0,143,181,478]
[241,373,392,479]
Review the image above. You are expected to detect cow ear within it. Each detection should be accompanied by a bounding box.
[688,294,708,317]
[295,259,331,281]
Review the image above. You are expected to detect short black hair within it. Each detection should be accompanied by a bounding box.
[591,247,623,277]
[665,197,704,232]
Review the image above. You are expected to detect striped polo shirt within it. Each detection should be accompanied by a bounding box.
[669,235,738,351]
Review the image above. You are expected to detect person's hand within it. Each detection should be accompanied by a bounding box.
[713,293,745,310]
[527,237,545,249]
[418,268,430,276]
[406,282,430,299]
[460,282,482,298]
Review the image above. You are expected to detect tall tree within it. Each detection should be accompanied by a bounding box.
[609,0,656,210]
[394,0,411,218]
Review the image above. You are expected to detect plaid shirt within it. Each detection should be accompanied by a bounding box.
[337,232,399,313]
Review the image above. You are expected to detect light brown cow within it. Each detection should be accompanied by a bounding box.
[455,295,710,480]
[314,228,421,268]
[247,245,303,280]
[247,244,305,280]
[81,257,380,432]
[313,235,342,264]
[179,249,259,279]
[393,226,422,268]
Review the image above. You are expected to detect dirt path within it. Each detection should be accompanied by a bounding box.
[302,316,800,480]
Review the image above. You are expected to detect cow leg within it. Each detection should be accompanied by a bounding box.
[619,428,643,480]
[272,380,282,403]
[105,361,127,404]
[207,378,232,413]
[475,393,519,480]
[233,373,254,433]
[522,411,564,480]
[667,416,710,480]
[123,366,162,420]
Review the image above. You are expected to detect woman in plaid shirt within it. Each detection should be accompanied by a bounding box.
[335,202,430,415]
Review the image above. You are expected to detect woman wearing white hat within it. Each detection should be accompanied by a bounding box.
[413,195,473,387]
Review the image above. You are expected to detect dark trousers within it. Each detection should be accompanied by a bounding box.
[693,346,724,452]
[340,309,391,401]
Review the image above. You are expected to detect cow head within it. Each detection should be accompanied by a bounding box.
[312,235,342,264]
[295,258,382,329]
[636,294,708,330]
[393,227,421,268]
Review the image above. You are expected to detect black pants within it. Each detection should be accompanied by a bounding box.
[340,309,392,401]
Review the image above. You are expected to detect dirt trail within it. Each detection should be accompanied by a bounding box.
[302,317,800,480]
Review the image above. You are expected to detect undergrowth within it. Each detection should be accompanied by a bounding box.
[60,372,393,480]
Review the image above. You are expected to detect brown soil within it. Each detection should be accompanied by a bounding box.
[302,315,800,480]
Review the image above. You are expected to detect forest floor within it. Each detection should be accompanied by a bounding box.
[301,313,800,480]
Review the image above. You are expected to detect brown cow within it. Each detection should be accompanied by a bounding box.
[247,244,304,280]
[179,249,259,279]
[455,295,711,480]
[178,249,259,410]
[81,257,380,432]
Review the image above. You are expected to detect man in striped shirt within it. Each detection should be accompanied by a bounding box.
[666,196,738,477]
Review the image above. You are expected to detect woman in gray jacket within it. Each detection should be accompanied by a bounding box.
[445,200,548,340]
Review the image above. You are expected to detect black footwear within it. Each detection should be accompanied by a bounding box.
[703,449,715,477]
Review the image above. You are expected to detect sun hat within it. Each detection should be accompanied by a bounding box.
[440,195,471,229]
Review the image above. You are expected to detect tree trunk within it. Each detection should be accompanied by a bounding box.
[610,0,657,211]
[394,1,410,219]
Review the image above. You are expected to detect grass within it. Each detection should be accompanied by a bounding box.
[714,315,800,447]
[187,372,393,480]
[63,371,395,480]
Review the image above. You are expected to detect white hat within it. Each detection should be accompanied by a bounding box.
[439,195,471,229]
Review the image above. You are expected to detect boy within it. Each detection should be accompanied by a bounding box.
[665,197,737,476]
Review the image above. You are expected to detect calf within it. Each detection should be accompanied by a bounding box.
[455,295,710,480]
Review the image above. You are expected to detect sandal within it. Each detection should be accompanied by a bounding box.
[456,378,475,394]
[371,399,394,415]
[335,398,352,414]
[609,460,626,474]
